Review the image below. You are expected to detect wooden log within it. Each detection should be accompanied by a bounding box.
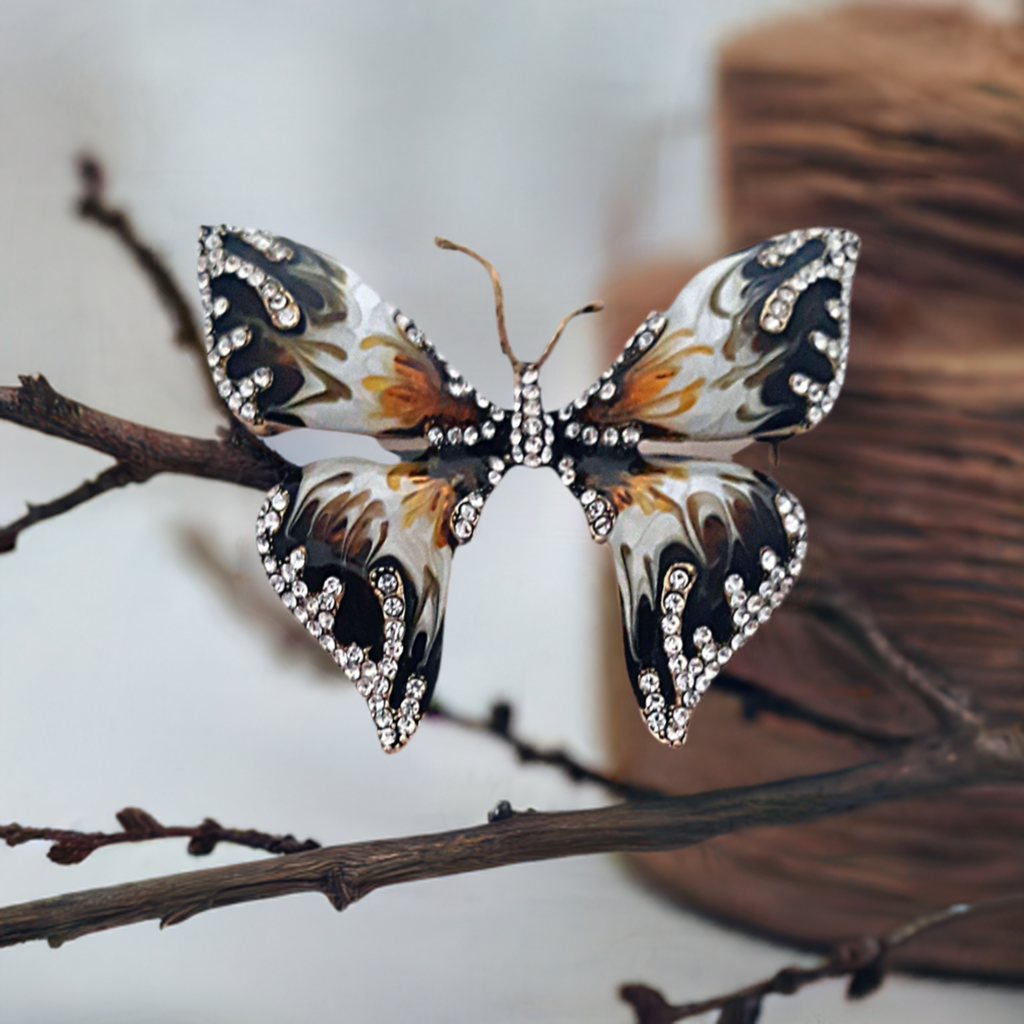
[601,5,1024,978]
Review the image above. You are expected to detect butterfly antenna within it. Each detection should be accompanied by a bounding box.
[534,301,604,369]
[435,237,518,370]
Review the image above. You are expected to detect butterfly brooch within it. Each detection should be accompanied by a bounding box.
[197,225,858,752]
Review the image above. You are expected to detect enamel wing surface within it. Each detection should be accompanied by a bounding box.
[198,225,858,752]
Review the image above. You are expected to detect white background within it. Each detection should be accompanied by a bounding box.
[1,1,1021,1021]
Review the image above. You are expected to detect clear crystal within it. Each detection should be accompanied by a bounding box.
[668,568,690,590]
[693,626,712,647]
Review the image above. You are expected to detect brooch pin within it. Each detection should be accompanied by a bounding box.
[197,226,858,752]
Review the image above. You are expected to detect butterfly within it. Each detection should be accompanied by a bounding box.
[197,225,858,752]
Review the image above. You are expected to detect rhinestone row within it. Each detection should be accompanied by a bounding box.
[639,490,807,746]
[338,567,427,753]
[257,488,345,661]
[450,491,486,544]
[559,312,666,423]
[202,324,274,424]
[577,488,615,542]
[511,365,554,468]
[200,227,301,331]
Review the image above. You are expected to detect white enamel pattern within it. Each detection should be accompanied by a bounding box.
[198,225,858,751]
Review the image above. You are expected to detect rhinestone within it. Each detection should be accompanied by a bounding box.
[454,519,473,540]
[759,581,773,599]
[263,556,278,573]
[256,537,270,554]
[744,620,758,637]
[292,580,308,599]
[383,597,404,618]
[760,549,778,571]
[784,514,800,534]
[776,494,793,515]
[320,635,336,652]
[217,380,233,399]
[425,426,443,447]
[637,330,655,349]
[661,614,681,635]
[281,563,295,583]
[796,539,808,558]
[747,595,763,613]
[289,548,306,569]
[271,491,289,511]
[380,658,398,679]
[524,454,541,468]
[810,330,829,351]
[808,407,824,424]
[668,568,690,590]
[565,422,581,439]
[522,385,540,401]
[489,457,504,473]
[378,728,397,748]
[323,576,342,594]
[524,436,542,454]
[488,471,502,485]
[582,426,598,445]
[663,592,684,613]
[693,626,712,647]
[463,426,479,446]
[622,425,641,445]
[319,612,335,630]
[269,574,285,593]
[459,503,478,522]
[639,672,659,694]
[228,392,243,411]
[580,490,597,506]
[599,382,616,401]
[282,591,297,609]
[789,373,810,396]
[758,606,772,623]
[558,456,574,472]
[601,427,619,446]
[376,573,398,595]
[763,315,782,332]
[264,510,281,531]
[407,677,427,699]
[481,421,496,440]
[645,693,665,713]
[469,492,485,509]
[306,620,322,637]
[646,712,667,733]
[446,427,463,445]
[491,408,505,422]
[254,367,273,389]
[826,298,843,318]
[724,574,744,595]
[663,635,682,655]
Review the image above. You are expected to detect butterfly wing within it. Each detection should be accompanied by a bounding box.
[256,455,498,751]
[559,227,859,444]
[600,456,805,745]
[197,226,501,442]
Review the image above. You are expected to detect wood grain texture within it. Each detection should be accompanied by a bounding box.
[601,5,1024,979]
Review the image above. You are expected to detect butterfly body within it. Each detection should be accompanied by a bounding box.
[198,224,857,752]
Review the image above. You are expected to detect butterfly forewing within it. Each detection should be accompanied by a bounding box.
[604,457,805,746]
[560,227,858,444]
[197,226,495,440]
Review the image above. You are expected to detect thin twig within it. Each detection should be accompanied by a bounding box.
[76,156,210,367]
[0,376,289,552]
[430,700,663,800]
[790,579,981,734]
[1,723,1022,949]
[619,892,1024,1023]
[1,807,320,865]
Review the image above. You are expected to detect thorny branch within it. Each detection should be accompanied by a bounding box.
[1,807,320,865]
[620,892,1024,1023]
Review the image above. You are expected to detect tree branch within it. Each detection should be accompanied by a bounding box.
[619,892,1024,1023]
[2,723,1021,950]
[75,156,213,378]
[790,579,982,734]
[0,375,289,552]
[1,807,320,865]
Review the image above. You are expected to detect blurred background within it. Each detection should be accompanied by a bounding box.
[1,1,1022,1021]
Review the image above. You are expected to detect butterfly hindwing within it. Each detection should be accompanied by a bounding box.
[198,226,494,441]
[560,227,859,444]
[600,457,806,745]
[255,456,496,752]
